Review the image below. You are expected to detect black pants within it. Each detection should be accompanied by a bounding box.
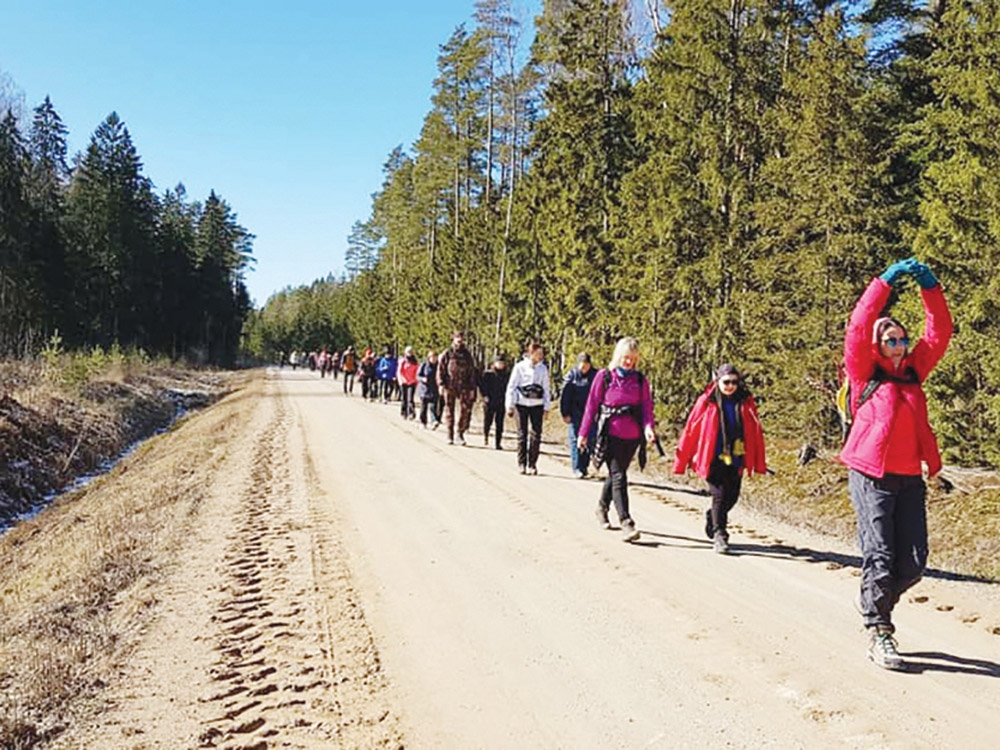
[400,384,416,418]
[707,459,742,539]
[599,436,640,524]
[484,404,505,448]
[420,394,441,426]
[515,405,543,468]
[343,371,355,394]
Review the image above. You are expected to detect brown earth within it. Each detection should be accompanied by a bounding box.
[3,368,1000,749]
[0,365,228,525]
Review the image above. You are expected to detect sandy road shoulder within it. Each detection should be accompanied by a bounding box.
[48,370,403,749]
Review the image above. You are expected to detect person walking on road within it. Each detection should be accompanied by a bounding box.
[397,346,420,420]
[418,350,441,429]
[672,364,767,555]
[560,352,597,478]
[437,331,479,445]
[840,257,952,671]
[578,337,655,543]
[376,347,398,404]
[359,348,377,401]
[340,347,357,395]
[505,341,551,474]
[480,354,510,449]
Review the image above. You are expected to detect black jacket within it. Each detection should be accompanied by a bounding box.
[480,367,510,408]
[560,366,596,423]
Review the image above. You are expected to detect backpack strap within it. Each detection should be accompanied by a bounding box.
[856,365,920,411]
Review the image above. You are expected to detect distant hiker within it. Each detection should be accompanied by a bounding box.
[578,337,655,543]
[331,349,341,380]
[437,331,479,446]
[480,354,510,449]
[418,350,441,429]
[340,347,357,395]
[397,346,420,420]
[841,257,952,671]
[359,348,377,400]
[376,347,398,403]
[504,341,551,474]
[673,364,767,555]
[318,347,332,378]
[289,350,301,370]
[560,352,597,478]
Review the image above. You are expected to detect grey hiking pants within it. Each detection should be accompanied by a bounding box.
[848,469,927,631]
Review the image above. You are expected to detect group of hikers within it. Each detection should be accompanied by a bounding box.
[297,257,952,673]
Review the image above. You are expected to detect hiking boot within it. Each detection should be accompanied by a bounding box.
[621,519,640,543]
[432,421,440,431]
[595,507,611,530]
[867,626,904,671]
[484,434,490,446]
[528,465,537,475]
[520,464,527,475]
[705,509,714,540]
[459,433,467,446]
[713,531,730,554]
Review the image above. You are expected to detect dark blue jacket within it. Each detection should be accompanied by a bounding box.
[560,366,596,423]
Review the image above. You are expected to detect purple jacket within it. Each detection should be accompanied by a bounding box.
[579,368,654,442]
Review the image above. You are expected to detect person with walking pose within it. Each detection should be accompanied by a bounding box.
[397,346,420,419]
[560,352,596,478]
[437,331,479,445]
[340,347,357,395]
[505,341,551,474]
[480,354,510,449]
[672,364,767,554]
[578,337,655,542]
[418,350,441,429]
[840,257,952,671]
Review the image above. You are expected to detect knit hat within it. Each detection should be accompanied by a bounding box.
[714,363,740,381]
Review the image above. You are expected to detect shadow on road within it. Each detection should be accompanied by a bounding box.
[899,651,1000,677]
[726,542,996,585]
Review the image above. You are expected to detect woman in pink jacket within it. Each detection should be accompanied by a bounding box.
[397,346,420,420]
[578,337,656,543]
[842,257,952,671]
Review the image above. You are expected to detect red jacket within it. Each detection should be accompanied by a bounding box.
[397,356,419,386]
[672,385,766,479]
[839,278,952,478]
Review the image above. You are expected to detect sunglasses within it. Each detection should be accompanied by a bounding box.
[720,378,739,386]
[882,336,910,348]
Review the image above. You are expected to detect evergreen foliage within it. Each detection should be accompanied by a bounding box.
[0,94,253,365]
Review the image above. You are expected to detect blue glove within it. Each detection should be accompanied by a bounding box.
[880,257,919,286]
[910,261,939,290]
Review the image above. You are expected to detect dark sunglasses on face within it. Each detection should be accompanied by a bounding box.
[720,378,739,386]
[882,336,910,348]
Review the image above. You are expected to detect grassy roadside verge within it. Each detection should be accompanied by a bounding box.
[0,351,227,525]
[533,419,1000,583]
[0,369,256,748]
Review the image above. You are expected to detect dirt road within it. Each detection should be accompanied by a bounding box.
[56,369,1000,749]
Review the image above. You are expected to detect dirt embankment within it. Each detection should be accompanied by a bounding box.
[0,368,230,527]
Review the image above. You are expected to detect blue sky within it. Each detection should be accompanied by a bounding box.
[0,1,539,307]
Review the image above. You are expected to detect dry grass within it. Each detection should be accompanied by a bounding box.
[536,416,1000,582]
[646,437,1000,582]
[0,371,256,747]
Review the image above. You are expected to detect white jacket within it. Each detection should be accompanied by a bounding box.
[505,357,552,410]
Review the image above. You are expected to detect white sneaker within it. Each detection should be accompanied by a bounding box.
[621,519,640,543]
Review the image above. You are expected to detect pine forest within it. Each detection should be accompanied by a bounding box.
[4,1,1000,467]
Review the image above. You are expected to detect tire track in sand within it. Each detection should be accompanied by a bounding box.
[197,379,402,749]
